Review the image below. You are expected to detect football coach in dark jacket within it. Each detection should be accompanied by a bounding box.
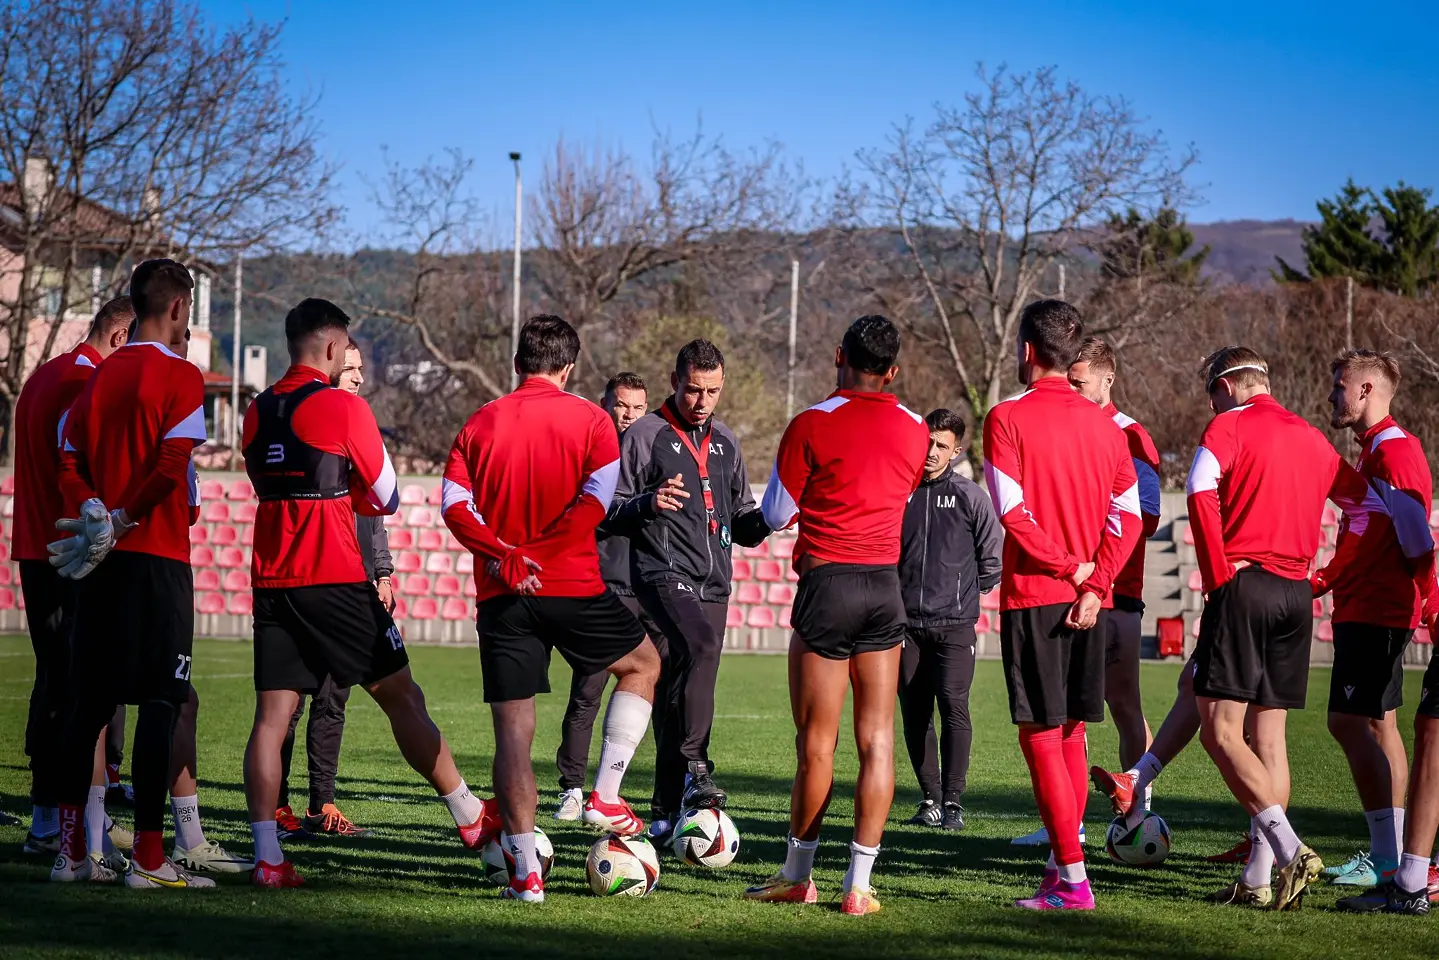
[897,408,1002,831]
[604,339,770,836]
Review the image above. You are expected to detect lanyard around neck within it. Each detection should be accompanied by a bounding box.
[659,403,718,535]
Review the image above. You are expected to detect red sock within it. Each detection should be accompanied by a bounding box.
[134,830,165,871]
[1017,725,1081,865]
[58,804,86,861]
[1061,721,1089,831]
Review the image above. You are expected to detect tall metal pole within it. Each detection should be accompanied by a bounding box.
[509,152,523,392]
[787,259,799,420]
[229,257,243,469]
[1058,263,1066,300]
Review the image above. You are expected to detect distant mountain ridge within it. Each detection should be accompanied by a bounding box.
[1188,219,1310,286]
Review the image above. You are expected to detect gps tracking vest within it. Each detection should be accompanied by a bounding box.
[244,380,351,501]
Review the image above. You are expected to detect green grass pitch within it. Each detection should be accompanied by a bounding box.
[1,635,1435,959]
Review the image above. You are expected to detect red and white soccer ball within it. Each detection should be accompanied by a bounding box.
[480,827,555,886]
[586,833,661,897]
[670,808,740,868]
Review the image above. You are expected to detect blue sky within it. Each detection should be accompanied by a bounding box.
[210,0,1439,245]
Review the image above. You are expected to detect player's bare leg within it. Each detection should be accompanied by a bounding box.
[490,698,539,835]
[244,688,304,877]
[168,689,247,873]
[842,644,902,913]
[581,638,659,836]
[1329,707,1407,875]
[1103,618,1153,779]
[1093,656,1199,824]
[1399,715,1439,898]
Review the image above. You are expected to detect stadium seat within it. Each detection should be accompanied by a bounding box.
[980,590,1000,611]
[1323,505,1341,527]
[202,502,229,523]
[199,480,226,501]
[976,612,992,634]
[444,532,462,552]
[3,498,13,518]
[1186,569,1204,592]
[747,606,776,629]
[766,583,795,605]
[1192,616,1203,638]
[232,502,257,523]
[216,547,245,569]
[434,575,461,597]
[189,526,209,545]
[1156,616,1185,657]
[725,605,744,628]
[241,526,253,546]
[196,592,226,615]
[0,566,11,587]
[1415,627,1432,645]
[771,538,795,560]
[756,560,783,582]
[427,484,443,506]
[223,569,250,591]
[0,588,15,610]
[400,484,428,506]
[226,479,255,501]
[732,559,753,581]
[778,605,791,629]
[402,574,431,596]
[411,598,438,620]
[388,529,414,550]
[736,583,764,605]
[417,529,444,551]
[426,553,454,574]
[743,542,771,559]
[228,593,253,616]
[786,564,799,582]
[0,541,7,562]
[392,597,409,620]
[190,546,214,568]
[0,474,13,495]
[456,553,474,574]
[1317,619,1334,642]
[395,551,422,573]
[211,525,238,546]
[463,576,477,596]
[195,569,221,591]
[440,598,469,620]
[1312,598,1324,618]
[406,507,435,527]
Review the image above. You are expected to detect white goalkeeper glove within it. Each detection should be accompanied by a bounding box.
[47,498,116,579]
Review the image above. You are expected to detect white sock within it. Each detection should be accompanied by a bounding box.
[1242,820,1275,887]
[1365,807,1402,867]
[1143,783,1154,813]
[441,781,485,827]
[1129,752,1164,790]
[84,786,106,857]
[509,831,538,881]
[251,820,283,865]
[32,805,58,837]
[781,835,819,882]
[171,795,206,849]
[843,841,878,893]
[1057,859,1087,884]
[1255,805,1301,866]
[593,691,651,803]
[1397,852,1429,892]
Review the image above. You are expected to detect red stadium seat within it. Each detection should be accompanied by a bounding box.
[434,575,461,597]
[232,502,257,523]
[980,590,1000,611]
[1317,619,1334,642]
[388,529,414,550]
[406,507,435,528]
[0,588,15,610]
[771,538,795,560]
[732,559,753,581]
[216,548,245,569]
[0,566,10,587]
[786,564,798,582]
[392,597,409,620]
[402,574,431,596]
[747,606,776,629]
[766,583,795,606]
[417,529,444,552]
[1322,505,1340,527]
[400,484,428,506]
[1156,616,1185,657]
[395,551,422,573]
[427,484,443,507]
[202,502,229,523]
[226,479,255,501]
[0,541,8,562]
[196,592,225,614]
[190,546,214,568]
[735,583,764,605]
[1312,598,1324,618]
[411,598,438,620]
[241,526,254,546]
[976,612,992,633]
[440,598,469,620]
[228,593,253,616]
[444,532,462,552]
[1186,569,1204,592]
[0,474,14,495]
[426,553,454,574]
[223,569,250,591]
[199,480,226,501]
[1415,627,1432,645]
[456,553,474,574]
[725,605,744,628]
[211,525,238,546]
[195,569,221,591]
[743,542,771,559]
[778,605,791,629]
[756,560,783,582]
[1182,524,1195,546]
[189,526,209,545]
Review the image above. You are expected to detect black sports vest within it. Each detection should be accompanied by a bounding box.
[244,380,350,502]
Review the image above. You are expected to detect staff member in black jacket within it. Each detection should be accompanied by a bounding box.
[897,409,1002,830]
[606,340,770,840]
[274,340,392,838]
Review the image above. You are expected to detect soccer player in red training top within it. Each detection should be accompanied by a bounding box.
[443,315,660,904]
[15,296,132,876]
[1183,345,1403,911]
[51,261,213,889]
[747,315,929,917]
[984,300,1141,912]
[241,298,492,890]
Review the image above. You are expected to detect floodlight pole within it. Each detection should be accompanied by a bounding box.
[509,152,523,392]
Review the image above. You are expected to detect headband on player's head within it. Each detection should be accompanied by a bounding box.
[1207,364,1267,393]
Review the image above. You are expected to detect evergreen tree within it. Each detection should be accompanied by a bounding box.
[1099,207,1209,284]
[1276,180,1439,296]
[1374,183,1439,297]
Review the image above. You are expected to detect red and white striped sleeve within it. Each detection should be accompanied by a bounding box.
[440,416,510,562]
[982,400,1081,579]
[761,412,809,531]
[1368,433,1438,610]
[1086,433,1142,601]
[519,410,620,564]
[1185,412,1237,594]
[341,394,399,517]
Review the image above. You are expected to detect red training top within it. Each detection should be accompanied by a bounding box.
[59,342,206,564]
[242,366,400,588]
[1314,416,1437,628]
[983,377,1141,611]
[441,376,620,602]
[1106,404,1163,604]
[1185,393,1383,594]
[13,344,103,562]
[760,389,929,566]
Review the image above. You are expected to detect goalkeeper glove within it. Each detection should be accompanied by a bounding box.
[47,499,116,579]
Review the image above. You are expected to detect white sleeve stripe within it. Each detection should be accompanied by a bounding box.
[56,410,69,448]
[1135,460,1162,516]
[582,458,621,506]
[1109,483,1141,535]
[365,447,399,514]
[1371,426,1406,452]
[760,462,799,530]
[1373,477,1436,558]
[441,478,474,513]
[165,406,207,443]
[983,461,1026,517]
[74,354,95,368]
[1186,446,1222,495]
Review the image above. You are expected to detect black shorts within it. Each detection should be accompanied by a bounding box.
[1103,608,1143,668]
[71,551,194,705]
[19,560,78,758]
[1419,655,1439,719]
[1000,603,1106,726]
[1328,622,1411,718]
[254,583,409,692]
[791,563,905,660]
[476,591,645,703]
[1193,567,1312,709]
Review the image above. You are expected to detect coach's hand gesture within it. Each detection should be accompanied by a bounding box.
[653,474,690,513]
[1065,591,1102,630]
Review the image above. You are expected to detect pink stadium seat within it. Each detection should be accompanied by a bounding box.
[771,538,795,560]
[395,551,422,573]
[417,529,444,552]
[747,606,776,629]
[1182,524,1195,545]
[434,575,461,597]
[411,598,438,620]
[241,525,254,546]
[456,553,474,574]
[980,590,1000,611]
[216,547,245,569]
[0,541,8,562]
[732,559,753,581]
[0,588,15,610]
[406,507,435,528]
[189,526,209,545]
[388,529,414,550]
[0,474,14,495]
[2,498,12,518]
[392,597,409,620]
[400,484,427,506]
[199,480,226,501]
[786,564,798,582]
[1317,619,1334,642]
[426,553,454,574]
[1322,505,1340,527]
[0,566,10,587]
[735,583,764,605]
[223,569,250,591]
[1312,598,1324,618]
[195,569,221,591]
[440,598,470,620]
[197,592,225,615]
[743,542,771,559]
[766,583,795,605]
[226,479,255,501]
[1415,627,1432,645]
[1186,569,1204,592]
[427,485,443,507]
[778,605,791,629]
[228,593,253,616]
[232,502,257,523]
[725,605,745,628]
[211,525,238,546]
[444,532,462,551]
[190,546,214,568]
[402,574,431,596]
[756,560,783,582]
[976,612,992,633]
[203,502,230,523]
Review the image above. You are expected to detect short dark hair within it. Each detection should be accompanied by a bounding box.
[284,297,351,347]
[675,339,725,378]
[1018,299,1084,370]
[88,295,134,340]
[1073,336,1116,375]
[129,258,193,320]
[841,315,901,375]
[604,371,646,401]
[925,408,968,444]
[516,314,580,374]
